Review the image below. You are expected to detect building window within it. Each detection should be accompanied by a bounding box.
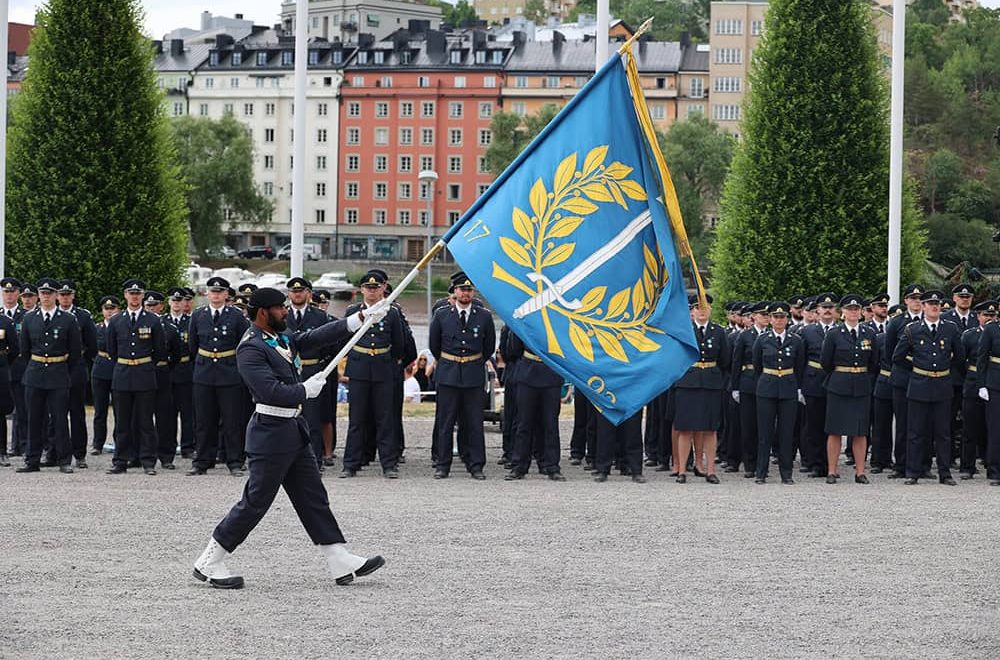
[316,183,326,197]
[687,104,705,117]
[449,129,463,146]
[346,182,359,198]
[231,51,243,66]
[173,102,185,116]
[479,102,492,118]
[264,155,275,169]
[223,103,233,115]
[317,129,328,143]
[375,102,389,118]
[315,209,326,224]
[209,52,219,67]
[244,103,254,117]
[478,183,490,195]
[715,19,743,35]
[398,182,411,200]
[484,75,497,88]
[375,127,389,145]
[447,184,461,201]
[256,51,268,66]
[421,101,435,117]
[400,51,411,64]
[373,50,384,64]
[380,76,392,88]
[318,103,328,116]
[712,104,741,121]
[448,156,462,174]
[418,76,430,88]
[450,50,462,64]
[478,129,492,146]
[374,182,387,199]
[346,128,360,144]
[373,209,387,225]
[713,76,741,93]
[419,181,431,200]
[454,76,466,88]
[448,102,463,118]
[512,102,526,116]
[421,128,434,145]
[448,210,461,225]
[263,182,274,196]
[345,209,358,224]
[317,155,327,170]
[374,155,388,172]
[352,76,364,87]
[281,51,293,66]
[400,101,413,118]
[419,210,429,226]
[398,209,411,225]
[751,19,764,36]
[230,77,240,88]
[332,50,343,64]
[204,77,215,89]
[477,156,488,174]
[399,127,413,145]
[308,50,320,65]
[347,102,360,117]
[715,48,743,65]
[399,155,412,173]
[264,128,275,143]
[265,102,276,116]
[419,156,433,171]
[357,51,369,65]
[475,50,486,64]
[346,154,359,171]
[545,75,560,88]
[650,104,666,120]
[515,75,527,88]
[199,103,209,116]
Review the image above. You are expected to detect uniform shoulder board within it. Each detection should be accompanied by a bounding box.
[239,327,256,345]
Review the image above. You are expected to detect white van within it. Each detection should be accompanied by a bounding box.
[277,243,322,261]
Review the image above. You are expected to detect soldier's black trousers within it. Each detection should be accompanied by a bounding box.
[433,385,485,473]
[738,394,757,473]
[502,380,518,461]
[755,396,796,480]
[656,392,674,468]
[643,398,660,463]
[24,386,70,467]
[569,389,589,460]
[112,389,157,469]
[961,395,986,474]
[906,398,951,479]
[871,396,894,469]
[68,378,88,460]
[154,373,177,465]
[91,377,112,451]
[595,411,642,476]
[173,382,195,454]
[892,387,909,472]
[393,372,405,455]
[344,378,398,471]
[192,384,246,470]
[803,395,827,473]
[11,380,26,454]
[511,384,561,474]
[213,444,346,553]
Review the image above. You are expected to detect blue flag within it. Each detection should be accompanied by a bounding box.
[443,54,699,424]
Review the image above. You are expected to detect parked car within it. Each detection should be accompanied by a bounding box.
[238,245,275,260]
[312,271,357,300]
[205,245,236,258]
[254,273,290,290]
[276,243,322,261]
[185,263,213,288]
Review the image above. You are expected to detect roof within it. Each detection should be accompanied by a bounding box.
[345,29,512,70]
[154,42,213,72]
[200,31,358,71]
[505,40,683,74]
[680,44,709,72]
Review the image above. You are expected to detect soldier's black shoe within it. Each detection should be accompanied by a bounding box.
[960,472,974,480]
[654,464,670,472]
[15,464,40,473]
[39,459,57,468]
[433,469,448,479]
[593,472,608,482]
[229,467,245,477]
[144,468,157,476]
[582,462,595,472]
[940,477,957,486]
[676,473,687,484]
[706,474,721,485]
[339,469,357,479]
[826,474,838,484]
[744,472,755,479]
[90,448,103,456]
[548,472,566,481]
[323,456,336,467]
[0,454,9,467]
[106,466,127,475]
[781,478,795,485]
[631,474,647,483]
[904,478,918,485]
[504,470,525,481]
[75,459,87,469]
[644,459,658,467]
[383,468,399,479]
[186,467,207,476]
[870,467,884,474]
[127,460,141,469]
[569,457,582,466]
[990,480,1000,486]
[754,478,766,484]
[59,465,74,474]
[724,466,740,473]
[887,471,906,479]
[855,474,870,484]
[161,463,176,470]
[470,471,486,480]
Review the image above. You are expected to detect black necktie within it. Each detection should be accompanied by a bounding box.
[850,328,857,342]
[776,334,782,347]
[44,312,50,326]
[878,323,883,334]
[931,323,937,338]
[296,310,303,325]
[460,310,467,328]
[697,326,705,343]
[213,309,219,324]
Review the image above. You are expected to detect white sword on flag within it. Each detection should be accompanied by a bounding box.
[513,200,659,319]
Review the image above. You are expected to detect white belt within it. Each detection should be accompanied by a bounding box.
[255,403,301,418]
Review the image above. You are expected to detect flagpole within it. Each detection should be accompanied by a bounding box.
[595,0,609,70]
[290,0,308,278]
[314,241,447,382]
[887,0,905,304]
[0,0,9,277]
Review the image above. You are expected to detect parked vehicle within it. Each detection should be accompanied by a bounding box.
[185,263,213,288]
[312,271,356,300]
[205,245,237,259]
[254,273,289,290]
[212,267,256,286]
[276,243,322,261]
[237,245,275,260]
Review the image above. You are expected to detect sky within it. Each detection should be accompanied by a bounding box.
[7,0,1000,38]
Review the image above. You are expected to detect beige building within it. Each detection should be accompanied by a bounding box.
[280,0,442,41]
[474,0,579,23]
[873,0,978,23]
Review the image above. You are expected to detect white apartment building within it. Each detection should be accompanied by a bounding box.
[279,0,442,41]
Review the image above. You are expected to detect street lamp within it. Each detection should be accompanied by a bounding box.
[418,169,439,324]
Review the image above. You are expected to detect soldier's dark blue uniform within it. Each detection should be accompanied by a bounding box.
[959,303,994,478]
[885,284,924,477]
[974,307,1000,484]
[91,297,118,455]
[798,294,838,477]
[4,283,28,457]
[139,292,182,468]
[16,278,82,472]
[57,280,97,464]
[499,324,519,467]
[871,330,895,471]
[163,288,194,457]
[285,278,334,466]
[504,332,564,480]
[106,282,167,474]
[893,290,965,484]
[0,313,18,465]
[429,272,496,479]
[729,302,768,476]
[188,276,251,474]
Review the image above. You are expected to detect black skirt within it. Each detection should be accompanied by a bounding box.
[673,388,722,432]
[825,392,870,436]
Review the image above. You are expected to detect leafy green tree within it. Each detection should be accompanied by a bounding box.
[569,0,706,41]
[926,213,1000,268]
[923,148,963,212]
[171,115,273,256]
[523,0,547,25]
[6,0,187,307]
[484,104,560,176]
[424,0,479,26]
[711,0,926,302]
[945,179,994,223]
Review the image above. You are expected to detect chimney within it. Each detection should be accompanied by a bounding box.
[215,33,234,48]
[170,39,184,56]
[552,31,565,52]
[235,13,244,20]
[472,30,486,50]
[201,11,211,31]
[393,29,411,51]
[512,30,526,49]
[7,51,16,66]
[358,33,376,49]
[680,31,690,49]
[425,29,446,56]
[152,40,163,55]
[408,19,429,34]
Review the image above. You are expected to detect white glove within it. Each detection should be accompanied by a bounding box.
[797,389,805,405]
[979,387,989,402]
[732,391,740,403]
[363,299,391,324]
[303,373,326,399]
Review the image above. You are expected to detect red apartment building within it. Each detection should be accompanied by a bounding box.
[337,27,512,261]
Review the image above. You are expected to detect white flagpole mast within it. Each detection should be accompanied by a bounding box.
[887,0,905,304]
[595,0,609,70]
[0,0,9,277]
[290,0,308,278]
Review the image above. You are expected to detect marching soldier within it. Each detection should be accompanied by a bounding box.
[885,284,925,479]
[429,272,496,480]
[821,294,879,484]
[730,301,769,477]
[752,301,805,484]
[503,331,565,481]
[187,276,251,477]
[285,277,333,467]
[798,293,838,478]
[892,290,965,485]
[674,294,730,484]
[959,300,996,479]
[105,280,167,475]
[0,277,25,458]
[341,271,405,479]
[57,279,98,468]
[15,278,82,474]
[91,296,119,456]
[164,287,194,458]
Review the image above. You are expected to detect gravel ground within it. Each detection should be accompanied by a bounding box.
[2,417,1000,659]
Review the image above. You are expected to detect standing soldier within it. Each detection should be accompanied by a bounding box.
[105,280,167,475]
[57,279,98,468]
[340,271,405,479]
[0,300,17,466]
[674,294,730,484]
[870,322,894,473]
[498,324,518,468]
[821,294,879,484]
[752,301,805,484]
[730,301,768,478]
[187,276,250,477]
[886,284,925,479]
[593,410,645,483]
[164,287,194,458]
[0,278,25,458]
[315,290,340,464]
[960,300,996,479]
[975,302,1000,485]
[798,294,838,478]
[429,272,496,480]
[893,290,965,485]
[943,283,977,331]
[867,293,890,335]
[91,296,119,457]
[15,278,82,473]
[285,277,333,468]
[145,291,182,469]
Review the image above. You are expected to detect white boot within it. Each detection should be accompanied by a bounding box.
[320,543,385,585]
[193,537,244,589]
